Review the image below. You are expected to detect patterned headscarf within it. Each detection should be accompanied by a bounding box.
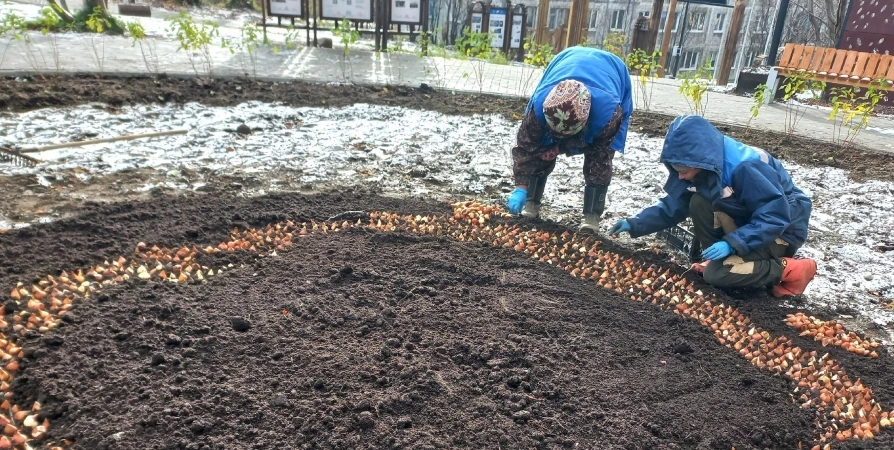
[542,80,591,136]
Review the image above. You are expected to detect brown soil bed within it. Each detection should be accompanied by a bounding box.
[2,76,894,183]
[3,192,893,449]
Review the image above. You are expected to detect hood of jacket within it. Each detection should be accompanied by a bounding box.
[660,115,725,198]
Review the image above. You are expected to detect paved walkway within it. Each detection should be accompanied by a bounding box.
[2,1,894,152]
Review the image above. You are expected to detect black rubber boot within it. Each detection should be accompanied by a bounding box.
[580,184,609,233]
[522,175,548,218]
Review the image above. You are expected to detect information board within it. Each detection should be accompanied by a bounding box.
[489,7,506,48]
[470,12,483,33]
[391,0,422,24]
[269,0,305,17]
[509,14,523,49]
[320,0,373,22]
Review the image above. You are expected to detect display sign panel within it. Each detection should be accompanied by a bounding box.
[268,0,304,17]
[391,0,422,24]
[470,12,483,33]
[489,7,506,48]
[509,14,523,49]
[320,0,373,21]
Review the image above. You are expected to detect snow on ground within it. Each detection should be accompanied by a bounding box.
[2,102,894,341]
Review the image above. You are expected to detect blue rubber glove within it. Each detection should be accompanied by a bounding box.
[702,241,734,261]
[609,219,631,236]
[507,188,528,215]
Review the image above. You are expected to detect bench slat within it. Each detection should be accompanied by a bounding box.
[816,48,838,74]
[852,52,872,79]
[875,55,894,80]
[832,51,857,77]
[787,45,807,69]
[886,56,894,82]
[860,53,881,80]
[796,46,817,71]
[829,49,849,75]
[779,44,799,67]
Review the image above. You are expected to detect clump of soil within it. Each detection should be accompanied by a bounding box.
[5,192,893,449]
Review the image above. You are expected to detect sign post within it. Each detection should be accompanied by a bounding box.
[387,0,428,53]
[267,0,310,46]
[509,4,526,61]
[467,1,488,35]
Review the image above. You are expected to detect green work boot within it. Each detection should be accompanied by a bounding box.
[521,202,541,218]
[579,184,609,234]
[521,175,548,219]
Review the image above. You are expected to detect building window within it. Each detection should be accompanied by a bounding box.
[610,10,625,30]
[690,12,706,32]
[713,13,725,33]
[746,52,759,66]
[681,51,700,69]
[588,10,598,29]
[527,7,537,28]
[638,10,650,17]
[548,7,569,30]
[660,11,680,32]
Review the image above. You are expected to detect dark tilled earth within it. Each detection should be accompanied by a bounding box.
[2,193,893,449]
[2,75,894,183]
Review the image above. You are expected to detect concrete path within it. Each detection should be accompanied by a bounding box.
[2,1,894,152]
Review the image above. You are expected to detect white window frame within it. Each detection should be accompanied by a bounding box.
[610,10,625,31]
[527,7,537,28]
[752,16,768,33]
[638,10,650,18]
[746,52,758,66]
[548,7,569,30]
[681,51,700,70]
[660,11,680,32]
[713,13,725,33]
[690,12,706,33]
[588,10,598,29]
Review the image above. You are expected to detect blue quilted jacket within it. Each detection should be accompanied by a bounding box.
[628,115,812,256]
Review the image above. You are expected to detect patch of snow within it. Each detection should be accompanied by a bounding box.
[867,126,894,135]
[2,101,893,340]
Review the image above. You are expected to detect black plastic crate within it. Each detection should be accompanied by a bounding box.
[657,224,701,261]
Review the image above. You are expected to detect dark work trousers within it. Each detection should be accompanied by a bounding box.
[689,194,788,290]
[515,145,616,186]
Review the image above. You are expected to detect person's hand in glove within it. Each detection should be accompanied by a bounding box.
[609,219,631,236]
[507,188,528,215]
[702,241,734,261]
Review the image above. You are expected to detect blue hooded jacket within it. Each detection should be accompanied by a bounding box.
[525,47,633,152]
[627,116,812,256]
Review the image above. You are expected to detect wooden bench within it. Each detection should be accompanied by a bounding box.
[763,43,894,103]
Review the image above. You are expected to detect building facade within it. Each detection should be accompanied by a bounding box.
[516,0,775,76]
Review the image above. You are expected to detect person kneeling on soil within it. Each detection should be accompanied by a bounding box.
[506,46,633,233]
[608,115,817,297]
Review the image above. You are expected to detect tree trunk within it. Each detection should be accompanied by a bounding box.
[47,0,75,22]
